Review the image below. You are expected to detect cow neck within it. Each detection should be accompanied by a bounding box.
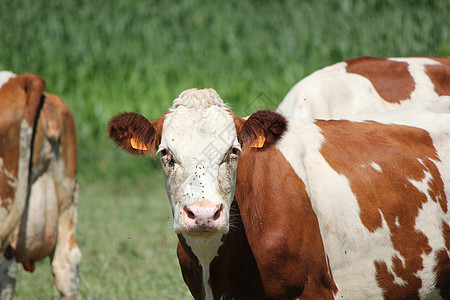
[181,232,223,300]
[234,146,338,298]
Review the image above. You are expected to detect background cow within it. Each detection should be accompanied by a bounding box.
[277,56,450,119]
[108,89,450,299]
[0,72,81,299]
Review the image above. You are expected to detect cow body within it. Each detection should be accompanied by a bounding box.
[0,72,81,299]
[277,57,450,119]
[108,90,449,299]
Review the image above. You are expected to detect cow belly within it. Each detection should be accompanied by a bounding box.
[14,172,58,264]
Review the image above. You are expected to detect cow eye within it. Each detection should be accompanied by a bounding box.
[230,145,242,158]
[157,147,171,159]
[160,148,168,156]
[158,146,179,166]
[219,145,241,164]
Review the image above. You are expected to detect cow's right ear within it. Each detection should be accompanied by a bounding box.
[107,112,163,156]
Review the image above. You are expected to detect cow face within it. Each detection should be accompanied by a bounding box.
[108,88,286,239]
[158,89,241,237]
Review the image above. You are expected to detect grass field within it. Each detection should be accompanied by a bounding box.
[1,0,449,298]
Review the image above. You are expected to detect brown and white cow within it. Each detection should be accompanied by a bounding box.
[108,89,450,299]
[277,56,450,119]
[0,72,81,299]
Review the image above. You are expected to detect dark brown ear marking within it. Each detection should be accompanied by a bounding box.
[107,112,161,155]
[238,110,287,150]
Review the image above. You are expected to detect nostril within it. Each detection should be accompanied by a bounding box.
[213,204,223,221]
[185,207,195,219]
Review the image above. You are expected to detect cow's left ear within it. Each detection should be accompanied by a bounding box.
[237,110,287,150]
[107,112,164,156]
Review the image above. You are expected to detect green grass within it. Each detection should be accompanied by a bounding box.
[1,0,449,298]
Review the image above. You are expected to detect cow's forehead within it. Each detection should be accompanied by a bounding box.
[161,89,237,165]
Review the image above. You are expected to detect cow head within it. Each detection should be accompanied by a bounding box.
[108,88,286,239]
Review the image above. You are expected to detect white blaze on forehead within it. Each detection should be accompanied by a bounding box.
[0,71,16,89]
[161,88,237,165]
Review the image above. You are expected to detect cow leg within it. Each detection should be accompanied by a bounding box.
[50,183,81,300]
[0,251,17,300]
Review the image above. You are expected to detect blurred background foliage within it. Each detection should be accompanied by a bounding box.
[1,0,448,155]
[0,0,448,298]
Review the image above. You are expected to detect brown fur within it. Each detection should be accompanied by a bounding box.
[0,74,45,227]
[15,74,46,126]
[425,57,450,96]
[107,112,165,155]
[316,119,448,298]
[235,145,337,299]
[346,56,415,103]
[0,75,45,210]
[233,110,287,151]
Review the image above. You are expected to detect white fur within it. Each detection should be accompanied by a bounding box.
[409,160,449,299]
[17,172,58,255]
[389,58,440,105]
[0,72,15,90]
[0,120,33,249]
[277,57,445,119]
[0,158,11,222]
[370,162,382,173]
[183,234,223,300]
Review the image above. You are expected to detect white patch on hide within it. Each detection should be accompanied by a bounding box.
[389,57,440,103]
[0,71,16,90]
[370,162,382,173]
[409,164,449,299]
[0,120,33,247]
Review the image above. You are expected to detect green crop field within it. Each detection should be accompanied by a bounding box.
[1,0,449,298]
